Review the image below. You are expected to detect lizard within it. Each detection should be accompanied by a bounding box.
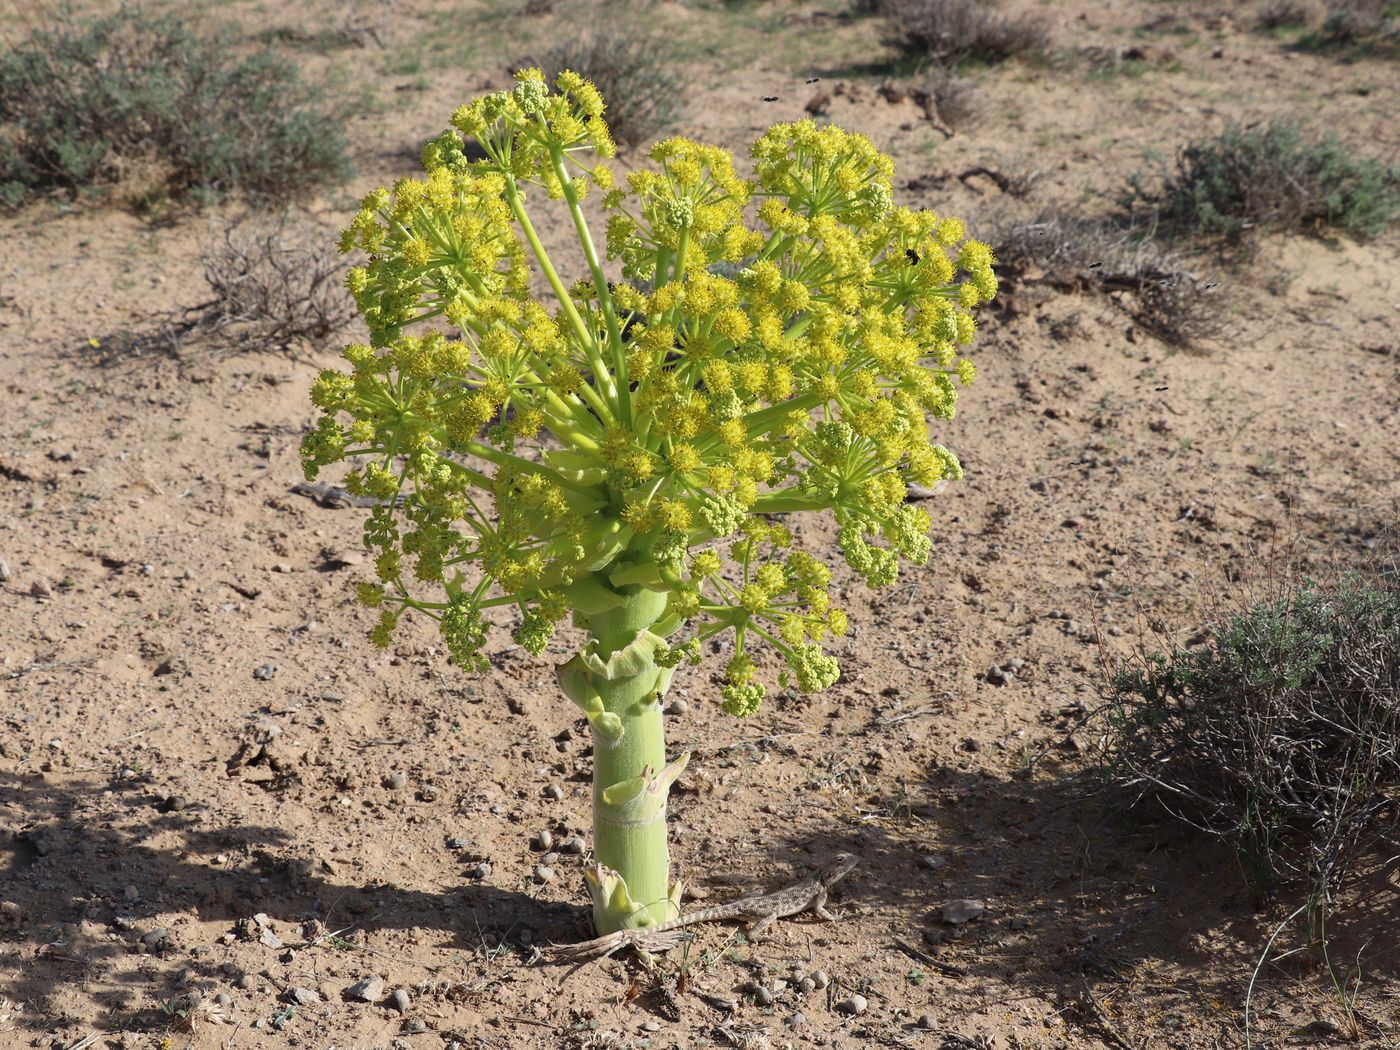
[548,852,859,963]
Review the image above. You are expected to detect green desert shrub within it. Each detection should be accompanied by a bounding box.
[1101,577,1400,899]
[1126,121,1400,242]
[0,7,351,207]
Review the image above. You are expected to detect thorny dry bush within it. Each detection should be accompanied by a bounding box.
[94,211,354,363]
[1099,569,1400,902]
[991,211,1225,349]
[880,0,1051,65]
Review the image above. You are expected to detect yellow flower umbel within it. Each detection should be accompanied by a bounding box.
[304,70,993,936]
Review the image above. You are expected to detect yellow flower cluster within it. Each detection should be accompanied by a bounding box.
[303,72,993,713]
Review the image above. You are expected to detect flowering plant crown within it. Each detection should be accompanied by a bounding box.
[302,68,994,715]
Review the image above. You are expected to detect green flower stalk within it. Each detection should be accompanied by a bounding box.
[303,68,994,934]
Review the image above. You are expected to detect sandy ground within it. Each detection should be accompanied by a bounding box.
[2,0,1398,1047]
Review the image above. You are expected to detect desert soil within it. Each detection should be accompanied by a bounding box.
[1,0,1398,1048]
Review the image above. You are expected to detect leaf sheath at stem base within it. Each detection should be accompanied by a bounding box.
[556,581,688,933]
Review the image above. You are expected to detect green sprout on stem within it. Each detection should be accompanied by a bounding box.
[302,68,994,935]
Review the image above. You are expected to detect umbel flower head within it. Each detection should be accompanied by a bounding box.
[304,68,994,715]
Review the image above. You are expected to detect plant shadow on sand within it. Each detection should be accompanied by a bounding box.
[0,770,578,1034]
[751,762,1400,1042]
[3,763,1397,1038]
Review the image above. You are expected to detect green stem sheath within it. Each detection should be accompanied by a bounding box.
[556,581,686,933]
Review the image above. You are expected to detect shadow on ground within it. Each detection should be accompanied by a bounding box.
[4,761,1397,1040]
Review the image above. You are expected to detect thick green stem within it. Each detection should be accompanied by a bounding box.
[556,581,687,933]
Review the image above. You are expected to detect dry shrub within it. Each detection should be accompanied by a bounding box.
[882,0,1050,64]
[1254,0,1322,30]
[992,211,1225,349]
[534,21,680,147]
[925,70,982,130]
[1100,570,1400,899]
[200,212,354,349]
[1313,0,1398,44]
[96,212,353,363]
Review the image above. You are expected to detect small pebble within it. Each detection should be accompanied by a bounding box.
[942,898,986,925]
[809,969,830,990]
[0,557,9,582]
[30,577,52,599]
[346,976,385,1002]
[252,663,276,681]
[141,927,169,946]
[532,865,554,884]
[531,829,554,851]
[798,977,815,994]
[385,771,407,790]
[447,836,470,850]
[836,993,868,1016]
[665,698,689,716]
[272,562,294,573]
[290,987,320,1006]
[215,992,232,1009]
[259,926,284,949]
[540,851,560,865]
[417,785,438,802]
[560,836,586,855]
[542,784,564,801]
[467,862,492,880]
[403,1019,427,1035]
[755,986,774,1006]
[390,988,411,1013]
[918,1014,936,1030]
[921,854,947,871]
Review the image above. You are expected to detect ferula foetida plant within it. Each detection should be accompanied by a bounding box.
[303,68,994,935]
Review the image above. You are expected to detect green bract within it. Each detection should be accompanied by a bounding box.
[303,67,994,934]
